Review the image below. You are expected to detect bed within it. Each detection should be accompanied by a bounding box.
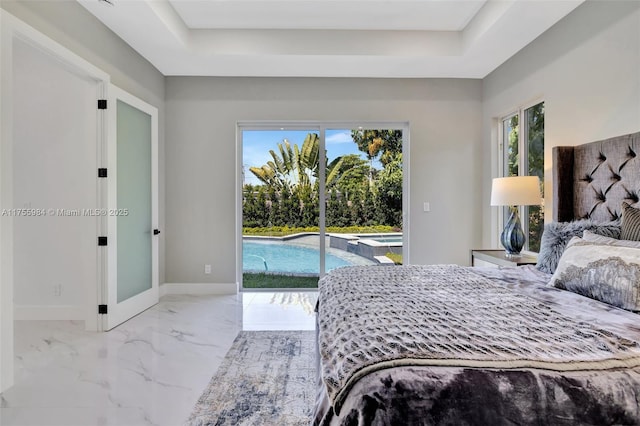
[314,131,640,426]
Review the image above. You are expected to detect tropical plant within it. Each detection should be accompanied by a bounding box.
[375,153,403,227]
[507,115,519,176]
[351,129,403,167]
[249,133,349,191]
[249,138,296,190]
[330,154,369,196]
[295,133,320,187]
[243,130,403,231]
[527,103,544,252]
[242,184,261,227]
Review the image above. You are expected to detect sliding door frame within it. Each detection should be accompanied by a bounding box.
[236,121,410,291]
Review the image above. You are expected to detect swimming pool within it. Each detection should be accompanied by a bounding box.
[363,235,403,244]
[243,241,352,274]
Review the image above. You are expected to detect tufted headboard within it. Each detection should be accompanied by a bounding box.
[553,131,640,222]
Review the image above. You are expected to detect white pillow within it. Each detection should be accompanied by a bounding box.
[582,230,640,248]
[550,238,640,312]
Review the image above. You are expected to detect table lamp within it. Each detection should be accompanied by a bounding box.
[490,176,542,256]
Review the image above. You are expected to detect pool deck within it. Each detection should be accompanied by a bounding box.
[329,233,403,261]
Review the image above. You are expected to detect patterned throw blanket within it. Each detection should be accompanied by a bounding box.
[317,265,640,413]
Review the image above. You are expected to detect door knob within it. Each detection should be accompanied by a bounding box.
[153,229,161,235]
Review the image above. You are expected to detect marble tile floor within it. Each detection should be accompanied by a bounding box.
[0,291,318,426]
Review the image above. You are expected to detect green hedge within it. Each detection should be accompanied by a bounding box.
[242,225,400,237]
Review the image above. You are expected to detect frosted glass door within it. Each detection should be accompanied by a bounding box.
[106,86,158,330]
[117,100,152,302]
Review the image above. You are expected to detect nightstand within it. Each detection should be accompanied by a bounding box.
[470,249,537,268]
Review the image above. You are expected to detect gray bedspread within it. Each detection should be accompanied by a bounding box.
[314,265,640,426]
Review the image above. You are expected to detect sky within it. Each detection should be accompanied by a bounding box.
[242,129,378,186]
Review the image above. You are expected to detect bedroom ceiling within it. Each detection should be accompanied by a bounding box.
[77,0,584,78]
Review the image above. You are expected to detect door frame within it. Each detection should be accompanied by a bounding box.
[0,10,110,392]
[103,85,159,331]
[235,121,410,291]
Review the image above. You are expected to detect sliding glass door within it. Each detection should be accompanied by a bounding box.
[239,123,407,290]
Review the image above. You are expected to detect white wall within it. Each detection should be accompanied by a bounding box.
[12,38,97,319]
[482,0,640,247]
[165,77,483,285]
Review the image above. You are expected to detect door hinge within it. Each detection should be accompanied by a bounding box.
[98,236,108,246]
[98,304,108,314]
[98,168,107,178]
[97,99,107,110]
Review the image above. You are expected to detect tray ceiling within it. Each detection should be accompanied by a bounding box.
[78,0,584,78]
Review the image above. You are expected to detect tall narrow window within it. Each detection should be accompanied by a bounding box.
[501,102,544,252]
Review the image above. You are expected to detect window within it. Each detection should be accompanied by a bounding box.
[501,101,544,252]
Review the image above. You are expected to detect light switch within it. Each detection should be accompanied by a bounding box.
[423,202,430,212]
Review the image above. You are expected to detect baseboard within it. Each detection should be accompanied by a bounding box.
[160,282,238,296]
[14,305,84,321]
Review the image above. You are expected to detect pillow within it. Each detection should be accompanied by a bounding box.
[583,230,640,248]
[549,238,640,313]
[535,219,621,274]
[620,202,640,241]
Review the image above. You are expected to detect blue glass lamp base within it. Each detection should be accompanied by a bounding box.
[501,207,525,256]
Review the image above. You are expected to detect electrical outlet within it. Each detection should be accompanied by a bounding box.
[53,284,62,297]
[204,264,212,274]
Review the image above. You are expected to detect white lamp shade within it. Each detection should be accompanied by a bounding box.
[491,176,541,206]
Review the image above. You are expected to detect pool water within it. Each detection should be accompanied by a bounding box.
[367,236,403,244]
[243,241,351,274]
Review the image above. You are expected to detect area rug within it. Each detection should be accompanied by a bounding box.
[186,330,316,426]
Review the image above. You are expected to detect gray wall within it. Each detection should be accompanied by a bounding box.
[1,0,167,284]
[12,38,97,312]
[482,0,640,247]
[165,77,483,284]
[8,0,635,288]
